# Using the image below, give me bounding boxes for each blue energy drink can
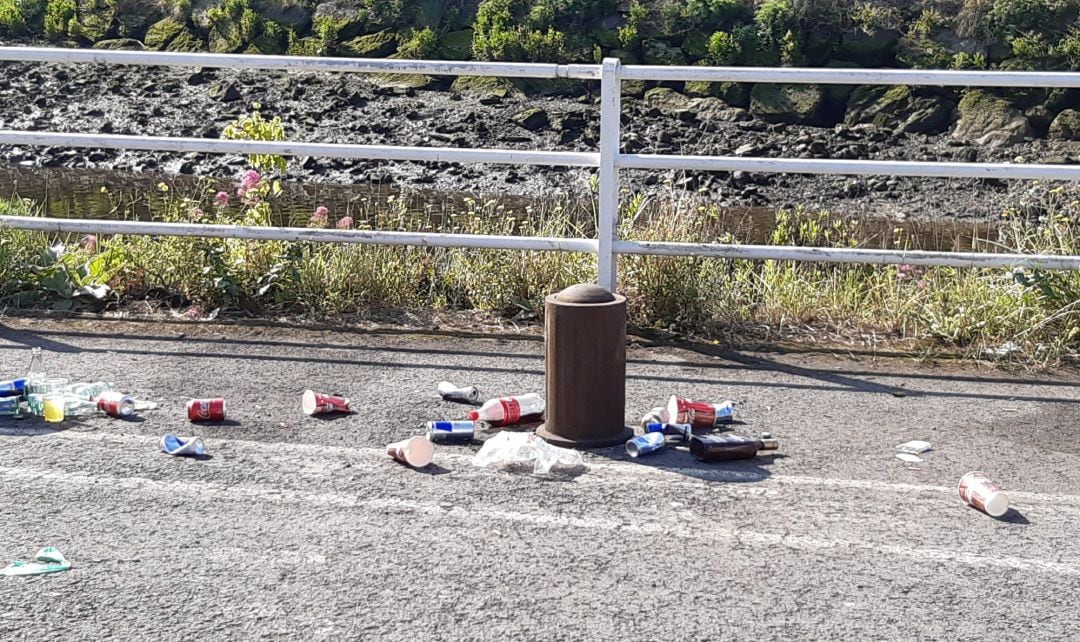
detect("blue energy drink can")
[0,378,27,398]
[426,420,476,443]
[625,432,666,458]
[645,422,692,442]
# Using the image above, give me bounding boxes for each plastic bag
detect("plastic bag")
[472,432,584,475]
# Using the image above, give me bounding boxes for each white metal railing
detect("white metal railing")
[1,46,1080,292]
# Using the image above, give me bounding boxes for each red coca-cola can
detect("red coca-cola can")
[96,391,135,418]
[187,398,227,422]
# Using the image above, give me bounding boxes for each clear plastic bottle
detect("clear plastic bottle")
[467,393,545,425]
[26,347,45,392]
[64,382,113,401]
[62,396,98,417]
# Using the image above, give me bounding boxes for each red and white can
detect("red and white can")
[664,395,735,429]
[302,390,351,416]
[958,471,1009,517]
[96,391,135,418]
[187,398,227,422]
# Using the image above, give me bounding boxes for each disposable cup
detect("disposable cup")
[386,436,433,468]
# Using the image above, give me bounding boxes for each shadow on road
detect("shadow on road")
[5,322,1080,405]
[590,442,781,484]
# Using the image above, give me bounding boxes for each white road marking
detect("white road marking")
[0,463,1075,577]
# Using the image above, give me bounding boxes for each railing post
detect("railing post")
[597,57,621,293]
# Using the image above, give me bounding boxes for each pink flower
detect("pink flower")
[81,235,97,251]
[241,170,261,190]
[237,187,247,199]
[190,208,205,220]
[214,191,230,206]
[336,216,354,229]
[310,206,329,228]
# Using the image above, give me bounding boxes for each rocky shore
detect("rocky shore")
[0,52,1077,221]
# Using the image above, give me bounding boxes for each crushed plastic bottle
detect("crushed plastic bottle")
[64,381,113,401]
[472,432,583,475]
[468,394,545,425]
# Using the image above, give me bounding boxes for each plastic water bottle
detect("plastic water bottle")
[467,393,545,425]
[26,347,45,393]
[64,382,113,401]
[62,396,98,416]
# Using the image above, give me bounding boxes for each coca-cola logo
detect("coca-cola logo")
[198,401,212,419]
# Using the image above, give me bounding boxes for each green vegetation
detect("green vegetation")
[2,0,1078,72]
[4,183,1080,363]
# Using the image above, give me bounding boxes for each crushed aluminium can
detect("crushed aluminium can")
[187,398,227,422]
[625,432,666,458]
[426,420,476,443]
[640,407,665,430]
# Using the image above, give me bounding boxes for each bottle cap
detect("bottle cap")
[467,410,480,421]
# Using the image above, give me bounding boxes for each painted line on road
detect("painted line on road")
[3,428,1079,507]
[7,428,1080,508]
[0,463,1076,577]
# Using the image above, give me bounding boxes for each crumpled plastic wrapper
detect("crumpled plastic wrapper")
[472,432,585,476]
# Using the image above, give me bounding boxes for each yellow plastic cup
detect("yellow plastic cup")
[43,395,65,423]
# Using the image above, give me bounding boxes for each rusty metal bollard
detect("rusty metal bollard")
[536,284,633,448]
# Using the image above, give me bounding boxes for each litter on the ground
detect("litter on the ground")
[1,547,71,577]
[639,407,665,429]
[895,453,923,463]
[626,432,666,458]
[468,393,545,426]
[387,436,434,468]
[472,432,583,475]
[664,396,734,428]
[959,471,1010,517]
[302,390,351,416]
[644,422,692,443]
[437,381,480,404]
[188,398,226,422]
[690,433,779,462]
[161,433,207,457]
[97,391,135,418]
[426,420,476,443]
[133,400,159,411]
[898,440,933,454]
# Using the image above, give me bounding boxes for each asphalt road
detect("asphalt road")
[2,317,1080,641]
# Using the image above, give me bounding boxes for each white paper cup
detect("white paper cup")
[959,471,1009,517]
[386,436,433,468]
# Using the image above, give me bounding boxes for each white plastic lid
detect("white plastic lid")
[405,437,434,467]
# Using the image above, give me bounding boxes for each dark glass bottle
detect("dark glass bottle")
[690,434,779,462]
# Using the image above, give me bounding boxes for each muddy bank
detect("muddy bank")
[0,57,1077,222]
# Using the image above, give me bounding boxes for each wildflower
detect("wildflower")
[213,191,230,206]
[81,235,97,251]
[336,216,354,229]
[897,264,925,282]
[310,206,329,228]
[241,170,261,190]
[237,187,247,200]
[190,208,205,220]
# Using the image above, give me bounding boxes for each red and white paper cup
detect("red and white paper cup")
[187,398,226,422]
[386,436,433,468]
[664,395,734,429]
[958,471,1009,517]
[302,390,351,416]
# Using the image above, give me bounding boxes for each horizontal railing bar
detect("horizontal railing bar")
[0,216,599,253]
[619,153,1080,180]
[620,65,1080,88]
[0,130,600,167]
[0,46,602,79]
[615,240,1080,270]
